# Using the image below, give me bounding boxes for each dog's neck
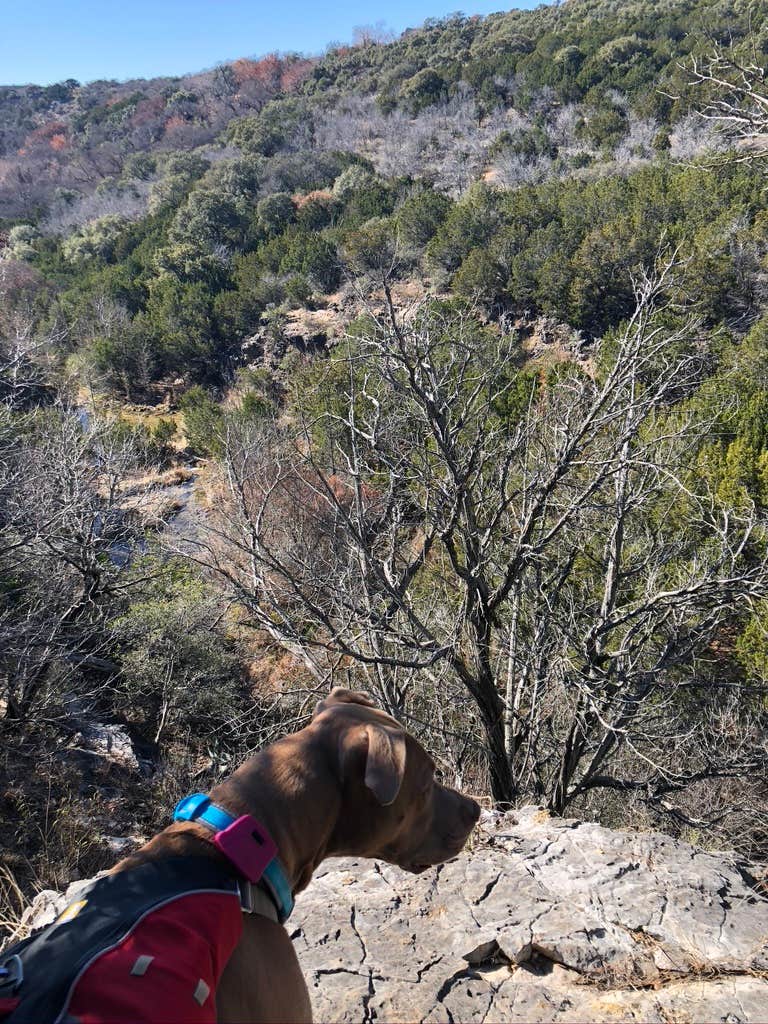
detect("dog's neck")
[114,726,341,896]
[209,729,342,893]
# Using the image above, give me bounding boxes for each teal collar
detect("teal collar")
[173,793,294,923]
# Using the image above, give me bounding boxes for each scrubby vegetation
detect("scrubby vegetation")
[3,0,768,934]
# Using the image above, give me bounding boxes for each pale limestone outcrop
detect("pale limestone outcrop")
[19,806,768,1022]
[291,807,768,1023]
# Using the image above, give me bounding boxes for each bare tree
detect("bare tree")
[686,46,768,158]
[188,260,768,815]
[0,407,151,727]
[352,22,395,47]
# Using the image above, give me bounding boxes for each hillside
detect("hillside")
[0,0,758,219]
[2,0,768,927]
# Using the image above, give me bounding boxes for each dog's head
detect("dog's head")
[313,688,481,873]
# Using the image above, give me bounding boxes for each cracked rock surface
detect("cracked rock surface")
[290,807,768,1023]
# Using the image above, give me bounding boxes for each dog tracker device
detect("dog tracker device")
[172,793,295,922]
[213,816,278,884]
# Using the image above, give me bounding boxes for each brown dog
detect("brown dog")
[111,687,481,1022]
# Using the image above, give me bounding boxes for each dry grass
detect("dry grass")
[120,465,194,493]
[116,408,179,432]
[576,941,768,994]
[0,861,35,949]
[77,390,187,451]
[120,492,184,524]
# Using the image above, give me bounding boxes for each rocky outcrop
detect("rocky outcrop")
[291,807,768,1023]
[517,314,592,365]
[17,806,768,1022]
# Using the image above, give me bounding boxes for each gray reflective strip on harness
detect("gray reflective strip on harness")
[238,881,279,922]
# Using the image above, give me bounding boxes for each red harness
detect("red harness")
[1,800,291,1024]
[0,859,248,1024]
[66,891,241,1024]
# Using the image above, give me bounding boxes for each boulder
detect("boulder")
[291,807,768,1023]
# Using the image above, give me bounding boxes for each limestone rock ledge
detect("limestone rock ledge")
[290,807,768,1023]
[16,806,768,1022]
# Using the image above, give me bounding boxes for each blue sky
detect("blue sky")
[1,0,545,87]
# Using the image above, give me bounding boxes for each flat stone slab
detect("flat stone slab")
[290,806,768,1023]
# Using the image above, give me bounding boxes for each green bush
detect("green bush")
[395,189,451,250]
[111,560,243,749]
[343,217,398,278]
[295,192,338,231]
[399,68,447,113]
[281,234,341,293]
[576,102,629,150]
[257,192,296,235]
[62,216,129,263]
[226,97,310,156]
[179,385,224,457]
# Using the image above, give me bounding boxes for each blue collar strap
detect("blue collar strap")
[173,793,294,923]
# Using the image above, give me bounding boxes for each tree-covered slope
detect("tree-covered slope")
[2,0,768,903]
[1,0,764,218]
[2,0,765,399]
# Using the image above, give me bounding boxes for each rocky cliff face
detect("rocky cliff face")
[291,807,768,1023]
[20,806,768,1022]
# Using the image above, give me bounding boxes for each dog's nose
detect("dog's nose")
[461,798,481,828]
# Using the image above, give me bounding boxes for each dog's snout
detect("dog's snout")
[437,786,481,835]
[462,798,481,828]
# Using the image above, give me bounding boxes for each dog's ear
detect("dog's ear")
[314,687,377,717]
[363,723,407,806]
[338,721,407,806]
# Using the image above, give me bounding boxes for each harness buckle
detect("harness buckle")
[237,880,279,923]
[238,879,256,914]
[0,954,23,994]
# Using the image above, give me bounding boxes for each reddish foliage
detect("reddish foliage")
[246,648,312,693]
[22,121,68,151]
[0,259,47,306]
[231,58,259,85]
[130,95,166,127]
[280,59,314,92]
[36,121,68,140]
[163,114,188,136]
[18,121,70,157]
[232,53,282,90]
[231,53,314,94]
[294,189,332,209]
[325,473,382,508]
